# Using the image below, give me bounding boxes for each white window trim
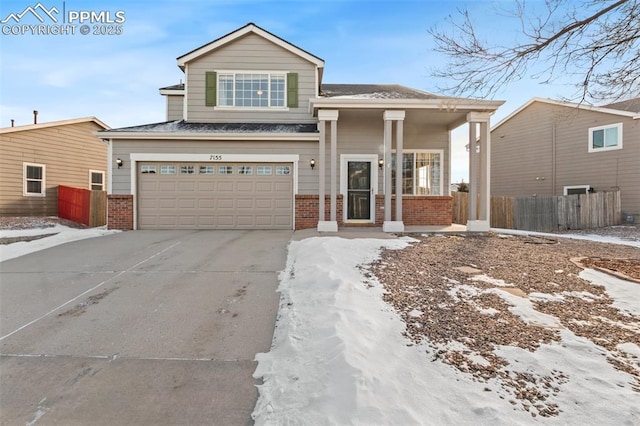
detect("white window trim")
[23,162,46,197]
[89,170,105,191]
[588,122,623,153]
[391,149,444,196]
[214,70,290,111]
[563,185,590,195]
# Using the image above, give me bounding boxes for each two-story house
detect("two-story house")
[99,23,503,232]
[491,98,640,223]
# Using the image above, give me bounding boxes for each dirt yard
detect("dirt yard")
[371,231,639,417]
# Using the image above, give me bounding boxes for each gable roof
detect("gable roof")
[492,97,640,132]
[0,116,109,134]
[602,97,640,113]
[176,23,325,70]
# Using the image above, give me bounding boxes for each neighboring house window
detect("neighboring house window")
[23,163,45,196]
[588,123,622,152]
[564,185,590,195]
[216,72,287,108]
[391,151,443,195]
[89,170,105,190]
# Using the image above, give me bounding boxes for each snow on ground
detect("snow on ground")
[493,228,640,248]
[252,235,640,425]
[2,222,638,424]
[0,225,119,262]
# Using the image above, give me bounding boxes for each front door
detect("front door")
[347,160,372,221]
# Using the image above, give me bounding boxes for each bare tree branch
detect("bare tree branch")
[429,0,640,103]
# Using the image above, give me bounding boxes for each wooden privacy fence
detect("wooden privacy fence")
[58,185,107,227]
[452,191,621,232]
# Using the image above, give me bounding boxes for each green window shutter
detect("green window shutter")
[287,72,298,108]
[205,71,217,106]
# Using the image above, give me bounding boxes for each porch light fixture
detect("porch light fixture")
[116,158,123,169]
[378,158,384,168]
[310,159,316,170]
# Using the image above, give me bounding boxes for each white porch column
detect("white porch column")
[479,120,491,222]
[330,118,338,222]
[383,117,392,222]
[317,109,339,232]
[383,110,406,233]
[468,121,478,221]
[318,119,326,223]
[466,112,492,232]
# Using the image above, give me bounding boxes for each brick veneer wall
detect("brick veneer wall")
[295,194,452,230]
[107,194,133,230]
[392,196,452,226]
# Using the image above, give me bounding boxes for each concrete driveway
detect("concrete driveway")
[0,230,292,425]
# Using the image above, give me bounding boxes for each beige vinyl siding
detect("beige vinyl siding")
[329,110,450,194]
[491,101,640,219]
[111,139,318,195]
[0,121,107,216]
[112,112,451,198]
[185,33,316,123]
[166,95,184,121]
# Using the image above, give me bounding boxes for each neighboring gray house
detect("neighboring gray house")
[490,97,640,222]
[99,23,503,231]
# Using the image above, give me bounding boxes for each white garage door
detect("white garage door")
[137,162,293,229]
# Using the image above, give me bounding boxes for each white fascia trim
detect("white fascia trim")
[177,24,325,68]
[159,89,184,96]
[310,98,504,111]
[96,132,319,141]
[492,97,639,132]
[130,153,299,163]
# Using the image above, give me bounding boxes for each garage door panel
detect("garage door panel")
[236,182,254,192]
[198,182,215,191]
[217,182,234,192]
[256,182,273,192]
[138,162,293,229]
[218,198,234,209]
[158,182,177,191]
[237,199,254,209]
[255,199,273,209]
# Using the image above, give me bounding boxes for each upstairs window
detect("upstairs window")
[23,163,45,196]
[206,71,297,108]
[589,123,622,153]
[218,72,285,108]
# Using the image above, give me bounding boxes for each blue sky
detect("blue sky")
[0,0,579,182]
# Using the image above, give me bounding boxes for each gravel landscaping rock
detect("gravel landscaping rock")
[370,232,640,417]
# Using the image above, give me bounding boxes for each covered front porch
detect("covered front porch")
[307,89,503,233]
